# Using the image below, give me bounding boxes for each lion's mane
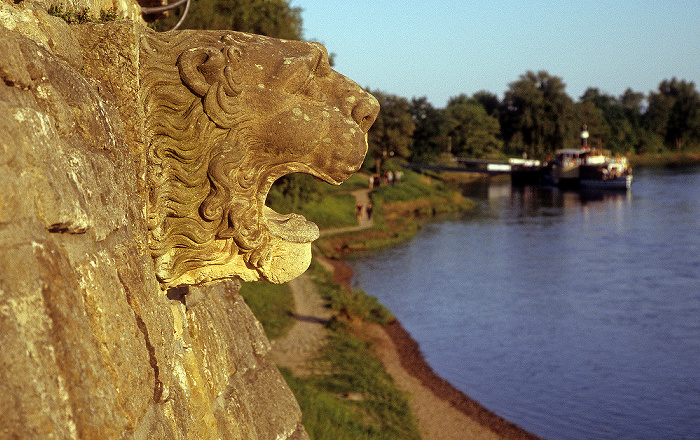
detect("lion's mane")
[142,31,272,285]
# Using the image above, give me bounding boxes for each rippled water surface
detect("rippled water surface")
[347,166,700,440]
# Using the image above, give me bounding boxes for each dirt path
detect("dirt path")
[271,187,373,374]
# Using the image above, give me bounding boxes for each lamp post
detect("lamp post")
[581,124,589,149]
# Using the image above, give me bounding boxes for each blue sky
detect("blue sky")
[294,0,700,108]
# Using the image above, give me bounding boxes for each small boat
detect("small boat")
[543,148,632,190]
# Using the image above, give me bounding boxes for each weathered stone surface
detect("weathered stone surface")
[76,21,146,181]
[1,4,322,438]
[0,25,168,438]
[156,281,307,439]
[0,0,145,25]
[0,1,84,71]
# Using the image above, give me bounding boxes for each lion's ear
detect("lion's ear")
[177,45,243,127]
[177,47,225,96]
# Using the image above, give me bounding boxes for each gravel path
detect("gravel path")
[269,269,332,376]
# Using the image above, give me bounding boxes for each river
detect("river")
[346,166,700,440]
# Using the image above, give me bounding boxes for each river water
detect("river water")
[346,166,700,440]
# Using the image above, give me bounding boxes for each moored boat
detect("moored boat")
[543,148,632,190]
[509,158,543,185]
[579,154,632,189]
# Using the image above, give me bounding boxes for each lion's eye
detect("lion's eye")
[300,77,323,100]
[283,65,310,94]
[314,56,331,77]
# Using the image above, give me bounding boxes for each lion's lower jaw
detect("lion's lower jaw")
[254,239,314,284]
[159,239,313,288]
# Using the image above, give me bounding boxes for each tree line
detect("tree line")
[369,72,700,167]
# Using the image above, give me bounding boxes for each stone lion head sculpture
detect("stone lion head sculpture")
[141,30,379,288]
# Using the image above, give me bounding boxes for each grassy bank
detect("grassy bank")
[629,151,700,167]
[238,281,295,340]
[267,174,367,230]
[316,170,477,258]
[283,261,418,440]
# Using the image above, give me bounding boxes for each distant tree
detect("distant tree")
[443,94,503,158]
[500,71,575,158]
[472,90,500,118]
[579,88,635,154]
[366,90,415,173]
[154,0,303,40]
[615,88,652,154]
[408,97,445,161]
[647,78,700,150]
[620,88,646,126]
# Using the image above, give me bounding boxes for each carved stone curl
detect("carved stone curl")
[141,30,379,287]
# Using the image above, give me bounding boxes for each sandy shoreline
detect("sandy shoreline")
[383,320,541,440]
[325,258,541,440]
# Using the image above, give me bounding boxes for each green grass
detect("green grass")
[266,173,359,229]
[280,318,420,440]
[370,169,453,203]
[315,170,476,258]
[298,193,359,229]
[238,280,295,340]
[334,173,372,191]
[309,259,393,326]
[241,259,418,440]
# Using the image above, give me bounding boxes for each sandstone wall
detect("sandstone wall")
[0,2,307,438]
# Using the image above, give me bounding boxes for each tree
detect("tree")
[442,95,503,158]
[500,71,575,159]
[647,78,700,150]
[472,90,500,118]
[620,88,645,128]
[154,0,303,40]
[574,100,606,148]
[408,97,444,161]
[366,90,415,173]
[579,88,635,154]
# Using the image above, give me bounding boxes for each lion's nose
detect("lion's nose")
[351,95,380,133]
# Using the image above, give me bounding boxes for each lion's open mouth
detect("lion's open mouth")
[260,165,333,244]
[259,154,362,244]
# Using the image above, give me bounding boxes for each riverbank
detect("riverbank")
[251,170,540,438]
[629,150,700,167]
[311,175,540,439]
[327,258,542,440]
[315,172,477,258]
